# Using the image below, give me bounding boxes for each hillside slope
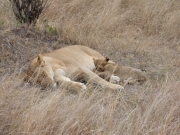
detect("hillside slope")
[0,0,180,134]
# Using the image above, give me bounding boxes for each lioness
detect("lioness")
[93,58,147,86]
[24,45,124,93]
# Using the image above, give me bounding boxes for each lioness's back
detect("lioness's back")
[44,45,104,69]
[51,45,103,58]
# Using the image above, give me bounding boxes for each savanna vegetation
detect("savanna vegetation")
[0,0,180,134]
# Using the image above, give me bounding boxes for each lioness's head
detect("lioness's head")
[24,54,55,88]
[94,58,147,85]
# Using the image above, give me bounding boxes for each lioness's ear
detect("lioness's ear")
[37,54,45,66]
[105,57,110,62]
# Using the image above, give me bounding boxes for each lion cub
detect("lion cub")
[93,58,147,85]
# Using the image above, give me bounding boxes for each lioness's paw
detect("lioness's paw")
[116,85,124,91]
[110,75,120,84]
[75,82,87,91]
[53,82,57,88]
[111,84,124,91]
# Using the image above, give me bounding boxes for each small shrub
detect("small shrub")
[9,0,49,25]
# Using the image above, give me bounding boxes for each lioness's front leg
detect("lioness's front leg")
[54,69,87,93]
[72,68,124,91]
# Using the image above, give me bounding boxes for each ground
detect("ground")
[1,0,180,134]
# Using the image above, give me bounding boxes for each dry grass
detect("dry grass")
[0,0,180,134]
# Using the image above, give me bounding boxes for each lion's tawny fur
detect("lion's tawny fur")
[25,45,124,92]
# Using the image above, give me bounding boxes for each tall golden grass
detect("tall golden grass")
[0,0,180,134]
